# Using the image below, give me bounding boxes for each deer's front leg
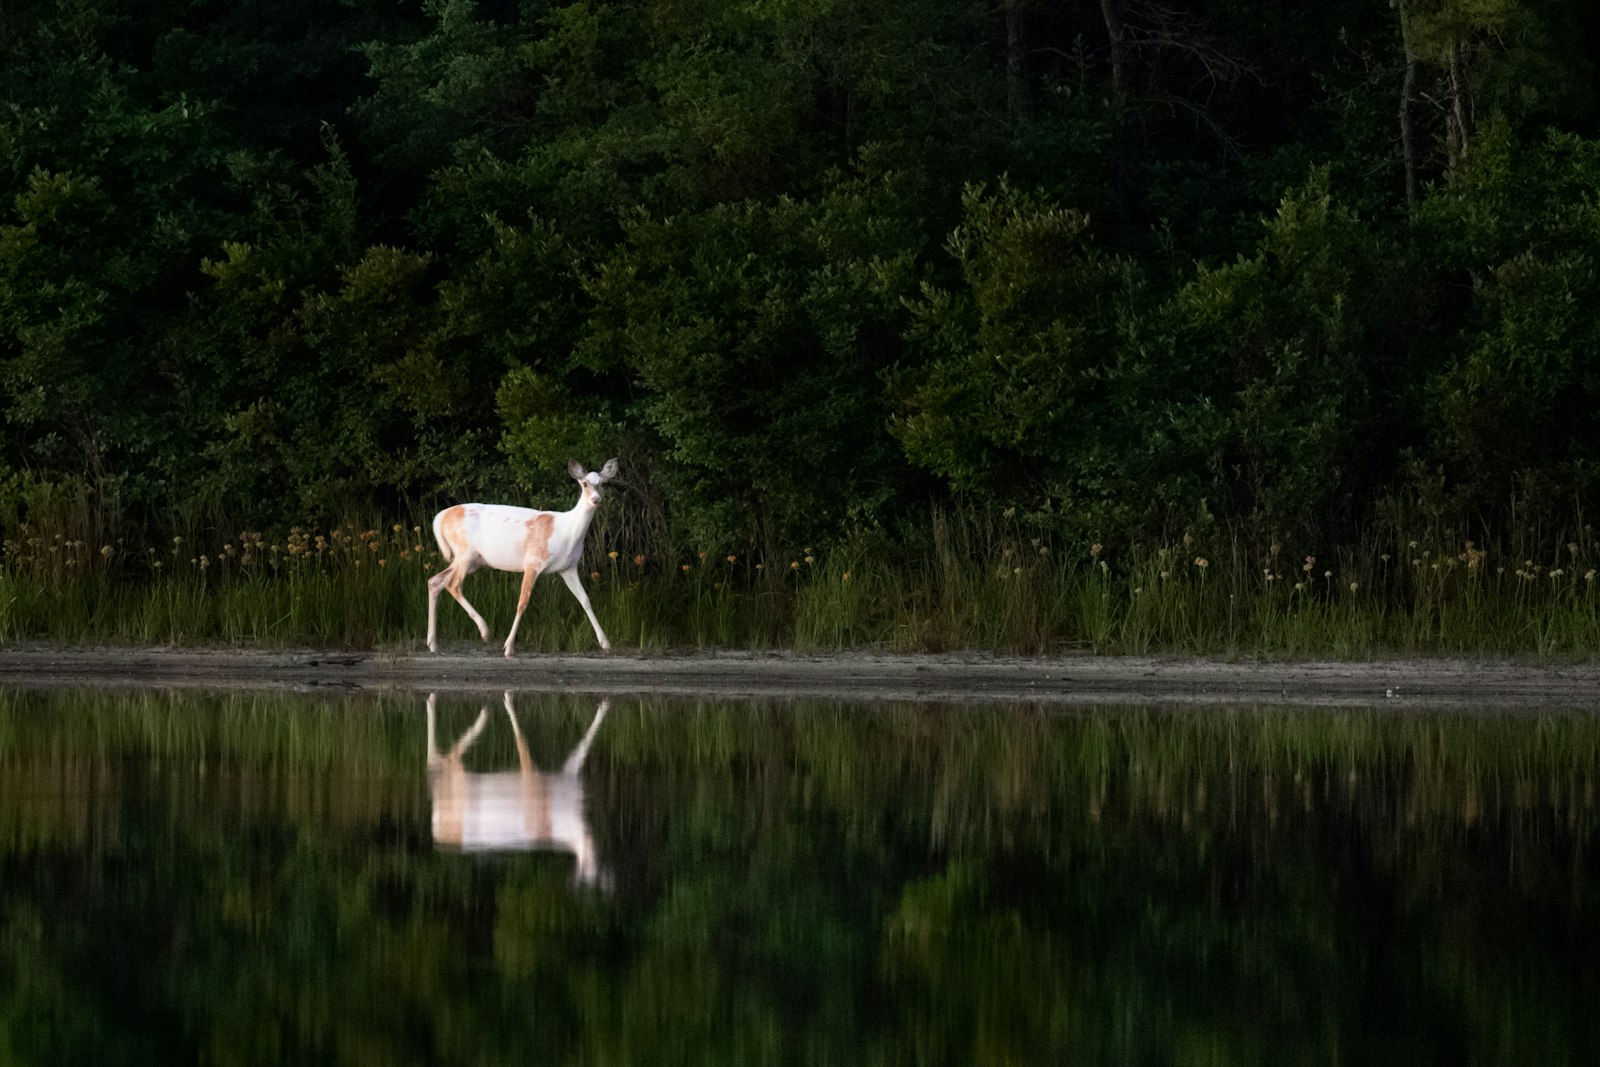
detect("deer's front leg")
[560,568,610,652]
[503,563,543,658]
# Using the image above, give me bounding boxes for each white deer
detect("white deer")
[426,458,617,657]
[425,691,611,888]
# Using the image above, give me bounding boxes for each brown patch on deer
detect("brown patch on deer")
[437,505,469,560]
[512,513,558,618]
[523,513,555,567]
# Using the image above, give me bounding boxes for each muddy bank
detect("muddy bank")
[0,643,1597,709]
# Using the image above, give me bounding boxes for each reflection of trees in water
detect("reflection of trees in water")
[0,690,1598,1062]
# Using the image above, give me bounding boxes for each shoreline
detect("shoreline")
[1,642,1597,709]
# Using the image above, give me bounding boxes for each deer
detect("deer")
[426,458,617,658]
[425,691,611,888]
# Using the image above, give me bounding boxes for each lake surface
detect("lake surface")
[2,686,1598,1065]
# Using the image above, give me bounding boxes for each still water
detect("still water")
[2,686,1598,1064]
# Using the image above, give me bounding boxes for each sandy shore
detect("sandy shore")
[1,642,1597,709]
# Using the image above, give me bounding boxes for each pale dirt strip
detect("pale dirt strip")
[0,643,1598,709]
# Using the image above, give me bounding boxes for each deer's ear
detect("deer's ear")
[567,459,587,480]
[599,458,619,481]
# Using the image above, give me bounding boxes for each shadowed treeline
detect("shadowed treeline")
[4,0,1600,598]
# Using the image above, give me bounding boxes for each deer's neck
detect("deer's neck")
[563,496,599,532]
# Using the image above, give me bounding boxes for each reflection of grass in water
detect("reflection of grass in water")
[2,692,1597,846]
[0,689,617,771]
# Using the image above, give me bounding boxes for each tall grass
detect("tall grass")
[2,500,1598,658]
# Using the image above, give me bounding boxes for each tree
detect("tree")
[574,158,924,548]
[1414,126,1600,516]
[889,180,1171,535]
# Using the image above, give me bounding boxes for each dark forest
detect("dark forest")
[3,0,1599,555]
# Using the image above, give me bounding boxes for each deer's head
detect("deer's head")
[569,458,618,508]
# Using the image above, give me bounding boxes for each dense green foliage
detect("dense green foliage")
[2,0,1599,554]
[3,688,1599,1062]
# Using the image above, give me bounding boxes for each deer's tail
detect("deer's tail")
[431,509,455,563]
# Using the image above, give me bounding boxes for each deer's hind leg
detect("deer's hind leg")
[428,555,491,651]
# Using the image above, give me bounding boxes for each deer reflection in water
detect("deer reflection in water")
[425,692,610,888]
